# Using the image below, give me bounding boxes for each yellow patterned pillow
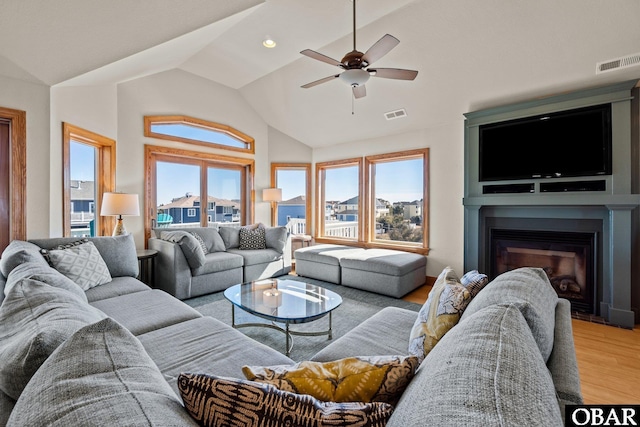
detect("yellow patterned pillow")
[408,267,472,362]
[242,355,419,406]
[178,373,393,427]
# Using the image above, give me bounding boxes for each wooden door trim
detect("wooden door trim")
[0,107,26,244]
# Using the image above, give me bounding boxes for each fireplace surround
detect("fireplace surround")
[463,80,640,329]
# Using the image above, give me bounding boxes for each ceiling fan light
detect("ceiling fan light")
[339,69,370,86]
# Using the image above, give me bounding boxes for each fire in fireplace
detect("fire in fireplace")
[490,229,596,313]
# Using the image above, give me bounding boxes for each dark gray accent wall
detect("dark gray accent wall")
[463,80,640,328]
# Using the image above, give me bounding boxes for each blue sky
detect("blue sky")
[72,132,423,206]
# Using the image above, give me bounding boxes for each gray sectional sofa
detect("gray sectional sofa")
[0,234,582,426]
[148,225,291,299]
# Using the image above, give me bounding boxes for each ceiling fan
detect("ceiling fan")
[300,0,418,99]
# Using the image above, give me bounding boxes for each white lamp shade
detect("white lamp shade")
[263,188,282,202]
[100,192,140,216]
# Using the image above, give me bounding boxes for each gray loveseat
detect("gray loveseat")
[0,234,582,426]
[148,225,291,299]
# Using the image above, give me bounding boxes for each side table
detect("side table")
[136,249,158,287]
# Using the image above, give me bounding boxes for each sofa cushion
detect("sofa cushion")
[46,241,112,290]
[90,289,201,335]
[0,278,107,400]
[294,244,366,266]
[7,318,197,427]
[160,230,206,269]
[30,234,139,278]
[388,303,563,427]
[239,226,267,250]
[460,267,558,362]
[227,248,282,266]
[84,276,150,303]
[243,355,419,406]
[0,240,48,278]
[408,267,472,362]
[4,261,87,301]
[265,226,288,253]
[190,251,244,276]
[178,373,393,427]
[137,316,293,395]
[311,307,417,362]
[218,225,241,249]
[340,249,426,276]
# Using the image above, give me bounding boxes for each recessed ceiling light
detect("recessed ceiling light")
[262,36,276,48]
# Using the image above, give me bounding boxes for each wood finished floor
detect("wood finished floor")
[403,283,640,404]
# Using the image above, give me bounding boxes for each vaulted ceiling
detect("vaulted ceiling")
[2,0,639,147]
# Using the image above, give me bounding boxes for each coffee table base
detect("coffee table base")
[231,305,333,357]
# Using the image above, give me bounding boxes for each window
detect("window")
[63,123,115,237]
[270,163,311,234]
[365,149,429,251]
[144,115,254,154]
[315,149,429,254]
[316,158,362,241]
[144,145,253,241]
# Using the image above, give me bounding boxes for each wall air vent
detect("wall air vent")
[384,108,407,120]
[596,52,640,74]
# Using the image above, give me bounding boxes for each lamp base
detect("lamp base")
[112,218,127,236]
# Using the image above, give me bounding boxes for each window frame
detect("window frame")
[62,122,115,237]
[364,148,429,254]
[144,115,255,154]
[315,150,429,254]
[270,163,312,234]
[315,157,363,243]
[144,144,254,242]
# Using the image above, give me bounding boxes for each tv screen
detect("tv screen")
[478,104,612,182]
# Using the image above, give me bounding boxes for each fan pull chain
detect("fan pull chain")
[352,92,355,115]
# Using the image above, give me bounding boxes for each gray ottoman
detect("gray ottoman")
[294,244,365,284]
[340,249,427,298]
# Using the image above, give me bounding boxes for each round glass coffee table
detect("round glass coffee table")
[223,278,342,356]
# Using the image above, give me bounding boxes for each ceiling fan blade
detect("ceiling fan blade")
[300,49,343,68]
[369,68,418,80]
[361,34,400,65]
[352,84,366,99]
[301,74,340,89]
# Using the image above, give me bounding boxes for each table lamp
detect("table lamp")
[263,188,282,226]
[100,192,140,236]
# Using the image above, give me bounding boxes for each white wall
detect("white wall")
[312,123,465,277]
[117,69,272,248]
[0,75,51,239]
[49,84,118,236]
[267,126,312,164]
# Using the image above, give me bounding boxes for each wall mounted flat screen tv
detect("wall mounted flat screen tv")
[478,104,612,182]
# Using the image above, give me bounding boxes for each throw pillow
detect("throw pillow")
[178,373,393,427]
[159,230,206,269]
[243,355,419,406]
[460,269,489,297]
[264,226,288,253]
[408,267,472,363]
[190,232,209,255]
[239,226,267,250]
[46,241,112,290]
[7,318,195,427]
[0,278,107,400]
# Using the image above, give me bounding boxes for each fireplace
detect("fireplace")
[490,229,596,313]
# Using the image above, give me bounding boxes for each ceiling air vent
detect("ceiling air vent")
[384,108,407,120]
[596,52,640,74]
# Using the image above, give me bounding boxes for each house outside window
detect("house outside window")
[187,208,196,217]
